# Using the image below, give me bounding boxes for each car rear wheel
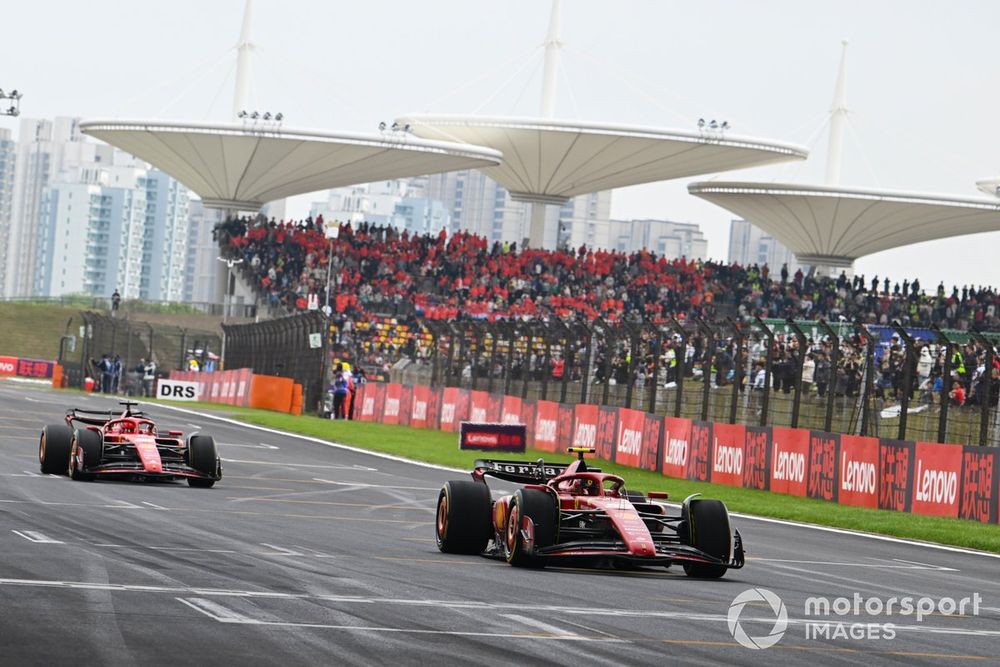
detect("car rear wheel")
[505,489,558,568]
[39,424,73,475]
[435,480,492,554]
[186,435,220,488]
[68,429,102,481]
[683,499,732,579]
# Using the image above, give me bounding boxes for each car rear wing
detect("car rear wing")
[474,458,602,485]
[66,407,149,426]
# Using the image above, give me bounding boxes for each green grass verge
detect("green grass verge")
[139,398,1000,554]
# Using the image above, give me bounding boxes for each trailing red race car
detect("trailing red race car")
[38,401,222,487]
[436,447,744,578]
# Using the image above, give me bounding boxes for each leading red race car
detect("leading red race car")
[436,447,744,578]
[38,401,222,487]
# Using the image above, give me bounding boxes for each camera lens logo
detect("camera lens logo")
[727,588,788,649]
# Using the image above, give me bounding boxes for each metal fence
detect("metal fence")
[223,311,327,410]
[65,311,222,392]
[362,317,1000,447]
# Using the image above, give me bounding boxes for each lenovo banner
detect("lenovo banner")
[358,384,376,421]
[711,423,745,487]
[743,426,770,491]
[534,400,560,453]
[662,417,692,479]
[571,404,599,449]
[596,406,618,462]
[459,422,527,453]
[382,383,403,425]
[808,431,838,503]
[500,395,523,425]
[439,387,466,432]
[959,447,998,524]
[878,440,914,512]
[410,385,430,429]
[687,421,713,483]
[770,427,809,497]
[0,355,16,376]
[469,390,490,423]
[614,408,645,468]
[911,441,963,518]
[838,435,879,509]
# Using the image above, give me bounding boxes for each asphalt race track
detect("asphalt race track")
[1,380,999,666]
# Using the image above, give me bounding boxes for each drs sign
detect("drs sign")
[156,379,200,401]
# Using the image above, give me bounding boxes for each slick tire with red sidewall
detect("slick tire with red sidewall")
[504,488,557,568]
[435,480,492,554]
[39,424,73,475]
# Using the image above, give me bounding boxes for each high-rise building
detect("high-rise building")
[143,169,191,301]
[5,117,112,297]
[424,169,612,249]
[607,218,709,259]
[0,129,15,293]
[727,219,802,273]
[185,200,225,303]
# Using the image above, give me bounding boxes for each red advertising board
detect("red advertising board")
[614,408,645,468]
[469,390,490,423]
[486,393,503,423]
[439,387,462,432]
[410,385,430,429]
[770,427,809,497]
[397,385,413,427]
[807,432,838,503]
[534,400,560,453]
[686,421,712,482]
[520,400,536,449]
[959,447,997,524]
[572,404,598,449]
[558,404,574,452]
[0,355,16,376]
[911,441,963,518]
[459,422,527,453]
[662,417,692,479]
[838,435,879,508]
[370,383,386,424]
[641,413,662,472]
[596,406,617,461]
[358,384,375,421]
[743,427,770,491]
[424,387,441,430]
[879,440,913,512]
[500,396,523,424]
[710,423,745,487]
[382,383,402,425]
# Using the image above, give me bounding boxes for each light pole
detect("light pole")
[217,256,244,369]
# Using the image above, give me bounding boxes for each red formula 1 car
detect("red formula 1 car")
[38,401,222,487]
[435,447,744,578]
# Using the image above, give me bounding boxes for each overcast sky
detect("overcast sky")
[3,0,999,289]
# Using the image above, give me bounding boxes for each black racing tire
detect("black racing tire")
[69,429,103,481]
[683,499,732,579]
[435,480,492,554]
[186,435,220,488]
[39,424,73,475]
[504,488,558,568]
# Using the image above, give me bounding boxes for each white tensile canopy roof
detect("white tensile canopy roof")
[394,115,808,204]
[79,119,503,210]
[688,181,1000,267]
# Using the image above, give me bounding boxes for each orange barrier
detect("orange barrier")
[290,383,303,416]
[52,364,64,389]
[248,374,297,413]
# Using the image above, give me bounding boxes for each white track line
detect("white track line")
[118,400,1000,562]
[11,530,63,544]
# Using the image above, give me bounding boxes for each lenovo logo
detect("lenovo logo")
[915,460,958,505]
[441,403,455,424]
[617,427,642,456]
[412,401,427,421]
[773,450,805,482]
[573,423,596,447]
[841,452,876,494]
[713,442,743,475]
[666,438,688,467]
[471,407,487,422]
[537,419,557,442]
[362,397,375,416]
[0,361,13,374]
